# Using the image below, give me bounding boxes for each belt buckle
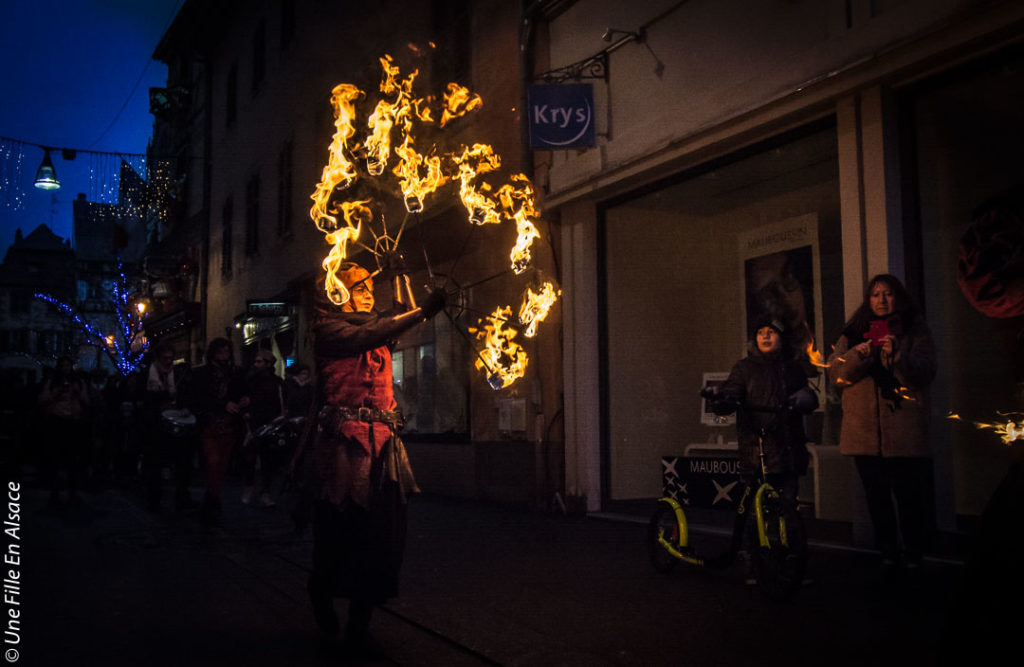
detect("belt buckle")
[358,406,373,422]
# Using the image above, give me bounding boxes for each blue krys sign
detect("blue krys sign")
[528,84,596,149]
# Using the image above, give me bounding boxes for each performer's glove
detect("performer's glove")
[383,251,408,276]
[710,395,739,416]
[701,388,738,416]
[786,387,818,413]
[421,288,447,319]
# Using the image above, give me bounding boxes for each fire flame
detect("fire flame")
[322,201,373,305]
[440,83,482,127]
[948,411,1024,445]
[454,144,502,225]
[469,306,527,389]
[519,282,560,338]
[365,55,418,176]
[498,175,541,274]
[805,340,829,368]
[310,83,364,231]
[412,96,435,123]
[393,138,447,213]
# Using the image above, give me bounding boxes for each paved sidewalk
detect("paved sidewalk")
[14,477,967,666]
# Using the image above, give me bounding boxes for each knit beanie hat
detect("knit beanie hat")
[753,315,786,336]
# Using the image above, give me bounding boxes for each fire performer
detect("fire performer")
[306,258,444,656]
[827,274,936,574]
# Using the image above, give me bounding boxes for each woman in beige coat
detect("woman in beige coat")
[827,274,937,570]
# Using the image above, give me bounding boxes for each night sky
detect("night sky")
[0,0,182,255]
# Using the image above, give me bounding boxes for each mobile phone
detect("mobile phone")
[867,319,889,347]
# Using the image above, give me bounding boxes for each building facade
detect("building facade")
[150,0,565,505]
[537,0,1024,540]
[147,0,1024,535]
[0,224,77,378]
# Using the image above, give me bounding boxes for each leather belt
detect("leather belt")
[318,404,404,428]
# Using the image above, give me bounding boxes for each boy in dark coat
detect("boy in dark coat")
[714,317,818,505]
[710,317,817,582]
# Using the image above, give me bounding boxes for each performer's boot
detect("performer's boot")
[343,599,382,658]
[307,578,339,635]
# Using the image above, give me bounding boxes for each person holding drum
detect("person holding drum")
[241,348,285,507]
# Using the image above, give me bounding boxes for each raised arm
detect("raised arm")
[313,289,446,357]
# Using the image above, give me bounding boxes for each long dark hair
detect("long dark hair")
[842,274,922,341]
[205,337,234,365]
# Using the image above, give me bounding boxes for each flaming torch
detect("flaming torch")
[518,282,561,338]
[393,138,446,214]
[322,200,373,305]
[310,83,364,231]
[454,144,502,225]
[440,82,482,127]
[365,55,417,176]
[470,306,528,390]
[498,175,541,274]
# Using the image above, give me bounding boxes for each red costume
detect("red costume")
[312,309,416,508]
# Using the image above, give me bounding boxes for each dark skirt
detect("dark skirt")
[309,477,408,604]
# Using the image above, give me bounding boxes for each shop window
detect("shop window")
[280,0,295,51]
[277,140,293,238]
[275,327,296,363]
[601,120,841,501]
[245,173,261,256]
[903,45,1024,518]
[10,329,28,353]
[391,317,468,436]
[9,290,30,314]
[221,196,234,278]
[252,20,266,93]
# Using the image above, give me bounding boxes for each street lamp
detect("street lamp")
[33,148,60,190]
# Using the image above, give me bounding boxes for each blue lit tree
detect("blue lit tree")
[34,260,149,376]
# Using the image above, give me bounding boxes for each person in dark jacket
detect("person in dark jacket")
[305,260,444,657]
[714,316,818,507]
[188,338,249,524]
[241,347,285,507]
[711,316,817,584]
[142,341,195,511]
[37,356,91,506]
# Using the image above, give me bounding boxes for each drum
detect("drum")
[160,408,197,437]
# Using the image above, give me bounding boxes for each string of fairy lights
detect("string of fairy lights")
[0,135,173,223]
[0,138,27,211]
[33,260,150,376]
